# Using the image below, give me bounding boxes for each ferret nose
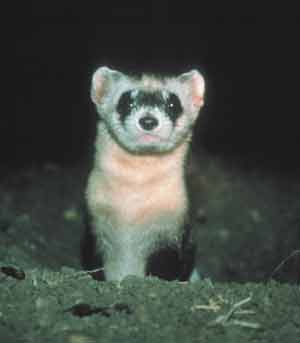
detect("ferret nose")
[138,115,159,131]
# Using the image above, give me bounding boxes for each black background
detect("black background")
[8,6,300,170]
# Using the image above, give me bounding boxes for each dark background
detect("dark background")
[8,7,300,171]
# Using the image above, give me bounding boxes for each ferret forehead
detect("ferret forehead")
[140,75,166,90]
[119,74,174,96]
[132,75,176,100]
[138,75,189,102]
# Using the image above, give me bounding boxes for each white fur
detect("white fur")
[86,67,205,281]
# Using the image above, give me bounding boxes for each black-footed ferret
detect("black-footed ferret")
[85,67,205,281]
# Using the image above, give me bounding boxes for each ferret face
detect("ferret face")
[91,67,205,154]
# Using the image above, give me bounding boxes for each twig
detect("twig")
[270,250,300,279]
[209,294,261,329]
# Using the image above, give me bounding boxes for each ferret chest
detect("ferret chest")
[91,143,188,227]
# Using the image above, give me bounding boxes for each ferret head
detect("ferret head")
[91,66,205,154]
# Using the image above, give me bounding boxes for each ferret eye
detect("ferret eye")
[117,91,135,118]
[166,93,183,120]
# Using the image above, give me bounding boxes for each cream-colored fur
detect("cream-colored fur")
[86,124,189,280]
[86,67,205,281]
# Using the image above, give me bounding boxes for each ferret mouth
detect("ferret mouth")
[137,133,167,144]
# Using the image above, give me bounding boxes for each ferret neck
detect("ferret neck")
[95,123,189,183]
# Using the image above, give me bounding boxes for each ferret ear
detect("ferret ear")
[91,66,124,104]
[179,70,205,108]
